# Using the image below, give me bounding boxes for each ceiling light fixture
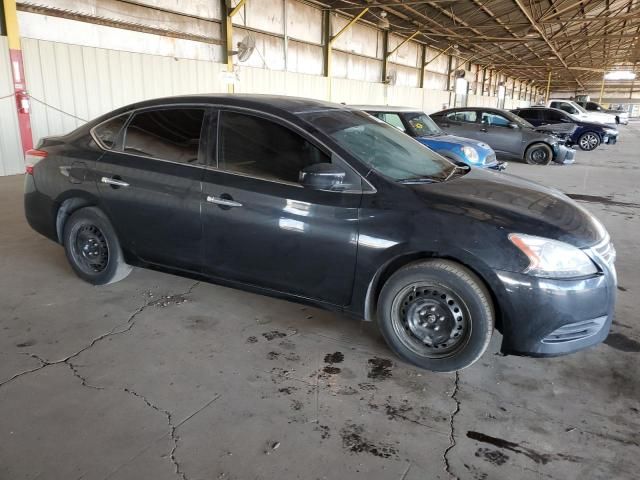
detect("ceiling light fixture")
[604,70,636,80]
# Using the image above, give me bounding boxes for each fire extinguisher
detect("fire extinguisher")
[15,90,30,114]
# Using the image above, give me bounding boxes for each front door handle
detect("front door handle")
[206,195,242,208]
[101,176,129,188]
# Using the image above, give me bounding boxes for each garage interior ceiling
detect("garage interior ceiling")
[323,0,639,88]
[13,0,640,91]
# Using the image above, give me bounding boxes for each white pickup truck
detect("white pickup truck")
[546,99,617,125]
[576,100,629,125]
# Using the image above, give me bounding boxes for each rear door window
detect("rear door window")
[515,109,540,121]
[445,111,477,123]
[545,110,566,122]
[123,108,206,165]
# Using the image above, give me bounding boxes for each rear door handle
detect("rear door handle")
[101,176,129,188]
[206,195,242,208]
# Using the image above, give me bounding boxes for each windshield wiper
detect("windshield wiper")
[443,164,471,182]
[397,177,441,184]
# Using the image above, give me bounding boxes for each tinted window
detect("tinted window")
[553,102,578,115]
[445,111,477,122]
[123,108,205,164]
[94,114,129,149]
[481,112,510,126]
[515,109,539,120]
[374,113,406,132]
[545,110,566,122]
[219,111,328,184]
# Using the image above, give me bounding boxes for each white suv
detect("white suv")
[546,99,616,125]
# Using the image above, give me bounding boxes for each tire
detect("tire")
[524,143,553,165]
[578,132,601,151]
[377,260,494,372]
[62,206,132,285]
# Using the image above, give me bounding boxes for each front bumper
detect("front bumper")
[603,134,618,145]
[487,161,507,171]
[494,246,616,356]
[552,144,576,165]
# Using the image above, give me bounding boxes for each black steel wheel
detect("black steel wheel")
[578,132,601,151]
[524,143,553,165]
[63,207,131,285]
[377,260,494,372]
[391,283,470,358]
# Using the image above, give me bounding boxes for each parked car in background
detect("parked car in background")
[511,107,619,151]
[24,95,616,372]
[430,107,576,165]
[576,101,629,125]
[353,105,505,170]
[546,99,617,125]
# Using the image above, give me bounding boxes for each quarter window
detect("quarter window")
[93,114,129,149]
[218,111,329,184]
[123,108,205,164]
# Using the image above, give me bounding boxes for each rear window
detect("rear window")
[93,114,129,150]
[123,108,205,164]
[445,111,477,122]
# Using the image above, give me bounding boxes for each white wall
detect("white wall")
[0,37,24,176]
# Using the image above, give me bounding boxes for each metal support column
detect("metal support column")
[223,0,246,93]
[545,70,552,103]
[598,73,606,104]
[2,0,33,153]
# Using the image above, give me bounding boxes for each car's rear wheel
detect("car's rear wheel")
[524,143,553,165]
[578,132,601,151]
[377,260,494,372]
[63,207,131,285]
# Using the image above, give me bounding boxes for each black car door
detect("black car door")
[200,109,361,306]
[94,106,210,272]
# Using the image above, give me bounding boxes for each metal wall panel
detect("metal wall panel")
[286,0,322,44]
[0,36,24,176]
[21,38,225,143]
[388,34,420,68]
[331,14,383,60]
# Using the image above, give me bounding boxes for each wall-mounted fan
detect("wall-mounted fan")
[233,35,256,62]
[385,70,397,86]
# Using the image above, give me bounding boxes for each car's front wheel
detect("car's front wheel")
[63,207,132,285]
[377,260,494,372]
[524,143,553,165]
[578,132,601,151]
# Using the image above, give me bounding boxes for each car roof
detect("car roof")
[84,94,355,129]
[350,105,423,113]
[435,107,507,114]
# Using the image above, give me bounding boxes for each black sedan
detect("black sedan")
[24,95,616,372]
[430,107,576,165]
[511,106,619,151]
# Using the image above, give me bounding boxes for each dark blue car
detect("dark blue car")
[511,107,619,151]
[356,106,505,170]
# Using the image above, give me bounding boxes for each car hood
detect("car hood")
[408,168,607,248]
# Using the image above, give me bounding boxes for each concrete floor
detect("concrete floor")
[1,125,639,480]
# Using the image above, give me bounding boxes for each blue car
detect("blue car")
[511,107,619,152]
[355,106,505,170]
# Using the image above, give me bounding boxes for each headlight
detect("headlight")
[461,146,479,163]
[509,233,598,278]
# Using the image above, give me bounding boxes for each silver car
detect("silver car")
[430,107,576,166]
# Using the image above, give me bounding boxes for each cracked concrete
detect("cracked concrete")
[1,123,640,479]
[443,370,461,480]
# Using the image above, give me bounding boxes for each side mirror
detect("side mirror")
[299,163,346,191]
[508,122,519,129]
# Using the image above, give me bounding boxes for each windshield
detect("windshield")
[301,109,456,182]
[404,112,443,136]
[502,110,534,128]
